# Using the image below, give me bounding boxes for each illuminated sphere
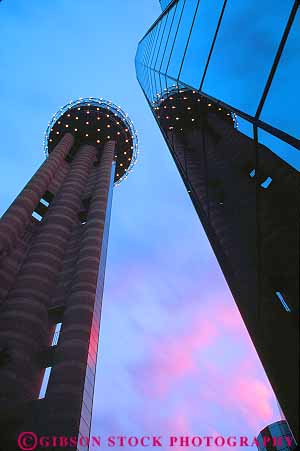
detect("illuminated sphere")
[44,97,138,185]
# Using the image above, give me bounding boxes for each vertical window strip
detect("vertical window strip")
[51,322,62,346]
[38,367,52,399]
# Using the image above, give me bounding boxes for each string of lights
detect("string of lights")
[44,97,139,186]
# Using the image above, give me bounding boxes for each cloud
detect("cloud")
[131,311,218,399]
[127,296,279,436]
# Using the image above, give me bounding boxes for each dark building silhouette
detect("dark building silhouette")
[136,0,300,441]
[0,98,138,451]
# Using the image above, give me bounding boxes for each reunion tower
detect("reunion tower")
[0,98,138,450]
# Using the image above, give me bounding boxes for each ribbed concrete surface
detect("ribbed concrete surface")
[45,141,115,443]
[0,133,74,256]
[0,141,95,403]
[0,136,117,450]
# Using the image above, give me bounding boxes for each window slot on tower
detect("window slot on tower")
[38,321,61,395]
[38,366,52,399]
[78,196,91,224]
[32,190,54,221]
[51,322,62,346]
[261,176,272,189]
[39,342,56,368]
[32,211,43,222]
[78,211,88,224]
[34,202,48,218]
[40,198,49,207]
[275,291,291,313]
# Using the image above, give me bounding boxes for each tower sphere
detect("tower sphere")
[44,97,138,185]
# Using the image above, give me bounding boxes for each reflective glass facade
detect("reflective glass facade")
[136,0,300,442]
[159,0,173,10]
[257,421,297,451]
[136,0,299,168]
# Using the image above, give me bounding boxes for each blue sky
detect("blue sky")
[0,1,281,449]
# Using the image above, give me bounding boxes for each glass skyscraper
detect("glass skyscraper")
[257,421,297,451]
[159,0,173,10]
[136,0,299,441]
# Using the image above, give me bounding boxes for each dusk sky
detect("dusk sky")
[0,1,281,450]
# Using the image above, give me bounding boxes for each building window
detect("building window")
[275,291,291,313]
[40,198,50,207]
[261,176,272,189]
[51,322,62,346]
[32,211,43,222]
[38,322,62,399]
[32,191,54,222]
[38,367,52,399]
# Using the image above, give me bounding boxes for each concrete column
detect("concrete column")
[0,144,96,403]
[45,141,116,438]
[0,133,74,256]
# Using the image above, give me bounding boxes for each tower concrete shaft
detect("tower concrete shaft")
[0,135,116,451]
[0,133,74,256]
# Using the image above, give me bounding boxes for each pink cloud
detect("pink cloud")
[133,318,218,398]
[128,296,279,436]
[98,257,280,440]
[164,411,191,435]
[189,355,278,434]
[232,377,274,424]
